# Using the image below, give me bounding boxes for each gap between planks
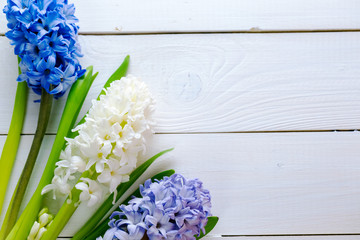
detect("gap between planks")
[0,129,358,136]
[223,233,360,237]
[2,29,360,37]
[57,234,360,240]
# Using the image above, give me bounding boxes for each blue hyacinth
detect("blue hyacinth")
[99,174,212,240]
[4,0,85,97]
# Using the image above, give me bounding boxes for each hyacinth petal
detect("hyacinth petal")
[75,182,88,193]
[35,59,48,72]
[15,10,33,26]
[97,171,111,183]
[10,0,22,8]
[49,84,63,95]
[17,73,28,82]
[113,230,129,240]
[46,11,63,29]
[102,228,117,240]
[87,195,99,207]
[37,0,52,11]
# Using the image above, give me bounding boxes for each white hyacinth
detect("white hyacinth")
[42,75,155,206]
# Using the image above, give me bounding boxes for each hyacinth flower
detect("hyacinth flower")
[36,75,156,240]
[0,0,85,235]
[4,57,130,240]
[1,0,84,231]
[95,174,218,240]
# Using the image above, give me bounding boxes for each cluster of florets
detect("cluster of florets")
[4,0,85,97]
[27,208,53,240]
[42,76,155,206]
[99,174,212,240]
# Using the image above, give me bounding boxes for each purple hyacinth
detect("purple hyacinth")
[3,0,85,98]
[99,174,212,240]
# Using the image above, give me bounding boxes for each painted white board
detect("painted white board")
[0,33,359,134]
[1,0,360,34]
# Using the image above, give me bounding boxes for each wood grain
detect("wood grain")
[0,33,360,134]
[1,0,360,34]
[1,132,360,236]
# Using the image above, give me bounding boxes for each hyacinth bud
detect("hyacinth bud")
[39,213,53,228]
[35,227,47,240]
[27,221,40,240]
[27,208,54,240]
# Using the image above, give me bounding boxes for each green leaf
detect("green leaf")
[98,55,130,99]
[196,216,219,240]
[71,148,174,240]
[82,169,176,240]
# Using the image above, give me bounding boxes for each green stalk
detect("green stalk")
[4,68,97,240]
[81,169,176,240]
[0,88,52,238]
[0,57,28,215]
[0,87,27,213]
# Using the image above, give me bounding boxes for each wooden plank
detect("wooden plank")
[1,33,360,134]
[1,132,360,236]
[1,0,360,34]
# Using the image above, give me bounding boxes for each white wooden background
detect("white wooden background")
[1,0,360,239]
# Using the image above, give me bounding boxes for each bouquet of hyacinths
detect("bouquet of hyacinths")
[0,1,220,240]
[0,0,85,236]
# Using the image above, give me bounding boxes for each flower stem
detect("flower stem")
[0,57,28,216]
[0,88,52,239]
[0,82,27,215]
